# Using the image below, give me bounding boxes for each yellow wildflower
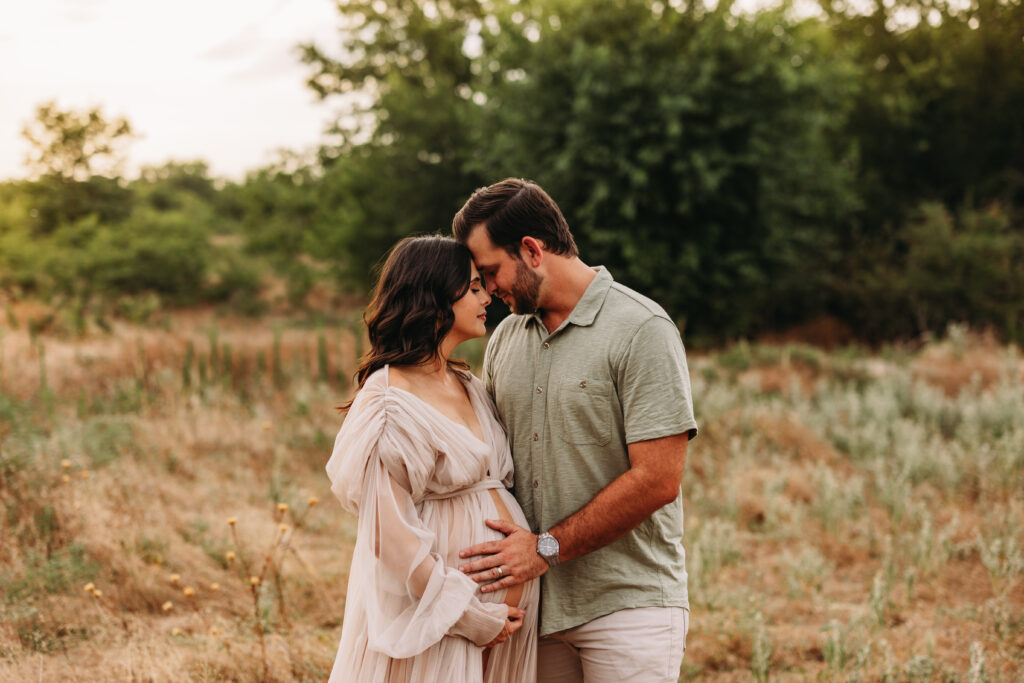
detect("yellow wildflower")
[249,576,260,586]
[162,601,174,612]
[80,471,90,479]
[61,474,70,483]
[84,583,95,593]
[227,517,237,527]
[183,586,196,598]
[169,574,180,586]
[279,524,289,533]
[61,459,71,469]
[93,589,103,598]
[308,496,319,507]
[210,627,220,636]
[277,503,289,513]
[209,582,220,592]
[172,627,182,636]
[225,551,236,563]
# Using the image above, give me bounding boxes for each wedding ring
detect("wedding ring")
[496,566,503,578]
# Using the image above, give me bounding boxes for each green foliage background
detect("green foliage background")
[1,0,1022,344]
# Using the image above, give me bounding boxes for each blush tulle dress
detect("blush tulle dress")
[326,366,538,683]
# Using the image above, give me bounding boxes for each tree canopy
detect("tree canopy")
[1,0,1022,343]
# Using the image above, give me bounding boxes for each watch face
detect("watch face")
[538,536,558,557]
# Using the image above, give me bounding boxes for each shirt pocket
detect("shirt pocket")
[555,378,614,446]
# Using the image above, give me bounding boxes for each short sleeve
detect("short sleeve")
[616,316,698,444]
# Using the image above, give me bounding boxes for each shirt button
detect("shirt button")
[532,433,539,441]
[542,342,550,349]
[532,480,539,488]
[536,386,543,394]
[580,380,587,388]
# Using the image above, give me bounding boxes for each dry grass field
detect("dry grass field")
[1,308,1022,682]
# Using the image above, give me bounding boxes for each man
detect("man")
[452,178,698,682]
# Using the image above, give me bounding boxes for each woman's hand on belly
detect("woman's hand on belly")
[482,605,527,648]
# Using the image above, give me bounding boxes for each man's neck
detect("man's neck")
[538,258,598,334]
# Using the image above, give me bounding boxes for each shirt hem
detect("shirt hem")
[539,596,691,638]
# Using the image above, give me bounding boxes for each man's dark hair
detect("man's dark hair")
[452,178,578,257]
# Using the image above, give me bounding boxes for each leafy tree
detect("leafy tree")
[17,103,136,235]
[21,101,135,181]
[26,175,134,236]
[300,0,488,287]
[303,0,863,339]
[471,2,862,338]
[135,161,219,211]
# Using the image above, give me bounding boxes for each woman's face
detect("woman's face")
[449,262,491,343]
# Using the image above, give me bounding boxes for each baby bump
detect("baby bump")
[425,488,538,611]
[478,488,536,611]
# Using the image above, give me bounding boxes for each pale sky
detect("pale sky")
[0,0,342,181]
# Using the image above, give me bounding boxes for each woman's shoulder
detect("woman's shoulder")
[351,366,432,431]
[384,364,420,394]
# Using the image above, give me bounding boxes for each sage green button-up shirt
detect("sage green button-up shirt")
[482,267,698,636]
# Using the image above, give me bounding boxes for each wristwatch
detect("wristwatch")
[537,532,560,567]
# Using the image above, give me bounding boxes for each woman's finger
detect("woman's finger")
[480,575,518,593]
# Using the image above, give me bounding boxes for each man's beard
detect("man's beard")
[507,257,542,315]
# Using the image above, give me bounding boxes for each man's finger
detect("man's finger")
[484,518,520,534]
[459,555,503,574]
[459,540,504,559]
[469,566,504,583]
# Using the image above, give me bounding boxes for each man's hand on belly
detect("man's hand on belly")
[458,519,548,593]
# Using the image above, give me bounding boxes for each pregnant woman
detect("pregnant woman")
[325,235,538,682]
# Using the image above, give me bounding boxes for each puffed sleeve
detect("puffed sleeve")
[325,372,507,657]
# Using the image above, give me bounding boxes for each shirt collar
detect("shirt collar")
[528,266,614,329]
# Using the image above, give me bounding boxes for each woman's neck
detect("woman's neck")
[392,330,465,385]
[401,353,456,385]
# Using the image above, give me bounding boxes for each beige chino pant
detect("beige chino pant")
[537,607,689,683]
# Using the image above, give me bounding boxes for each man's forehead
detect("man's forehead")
[466,225,504,264]
[466,223,494,248]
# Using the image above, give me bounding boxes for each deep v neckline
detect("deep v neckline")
[384,365,489,447]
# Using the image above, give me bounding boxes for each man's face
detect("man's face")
[465,224,542,315]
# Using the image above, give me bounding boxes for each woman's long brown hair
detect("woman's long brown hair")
[340,235,474,410]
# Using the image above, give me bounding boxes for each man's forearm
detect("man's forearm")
[549,461,681,563]
[457,434,688,588]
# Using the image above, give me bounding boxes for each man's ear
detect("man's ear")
[520,236,545,267]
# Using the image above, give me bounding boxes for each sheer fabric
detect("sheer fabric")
[326,366,538,683]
